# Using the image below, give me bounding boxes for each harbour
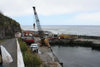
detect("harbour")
[51,46,100,67]
[0,0,100,66]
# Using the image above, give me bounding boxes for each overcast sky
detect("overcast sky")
[0,0,100,25]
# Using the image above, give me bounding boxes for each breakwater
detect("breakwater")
[21,30,62,67]
[50,35,100,50]
[38,46,62,67]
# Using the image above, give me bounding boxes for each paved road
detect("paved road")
[0,38,17,67]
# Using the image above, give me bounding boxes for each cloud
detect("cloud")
[65,12,100,25]
[75,12,100,22]
[0,0,34,17]
[0,0,100,17]
[37,0,100,16]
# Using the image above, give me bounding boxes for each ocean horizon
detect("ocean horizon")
[21,25,100,36]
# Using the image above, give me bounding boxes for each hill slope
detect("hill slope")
[0,13,21,39]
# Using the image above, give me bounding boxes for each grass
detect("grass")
[18,38,42,67]
[0,39,7,43]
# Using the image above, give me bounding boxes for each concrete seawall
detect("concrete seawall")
[16,38,25,67]
[38,46,62,67]
[50,36,100,50]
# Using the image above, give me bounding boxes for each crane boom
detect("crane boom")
[33,6,44,38]
[33,6,50,48]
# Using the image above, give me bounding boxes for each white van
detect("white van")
[30,43,38,53]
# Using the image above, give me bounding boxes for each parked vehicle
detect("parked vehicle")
[30,43,38,53]
[22,37,34,44]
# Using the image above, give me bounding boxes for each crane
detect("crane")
[33,6,50,47]
[33,6,44,38]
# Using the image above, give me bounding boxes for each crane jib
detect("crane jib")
[33,6,45,38]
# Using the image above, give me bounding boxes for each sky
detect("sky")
[0,0,100,25]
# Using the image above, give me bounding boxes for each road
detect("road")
[0,38,17,67]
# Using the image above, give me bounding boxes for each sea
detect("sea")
[21,25,100,36]
[22,25,100,67]
[51,46,100,67]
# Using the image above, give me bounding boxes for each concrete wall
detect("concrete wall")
[16,39,25,67]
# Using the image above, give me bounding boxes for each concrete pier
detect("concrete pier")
[50,36,100,50]
[38,46,62,67]
[75,38,100,44]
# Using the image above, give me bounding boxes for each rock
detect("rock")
[0,13,21,39]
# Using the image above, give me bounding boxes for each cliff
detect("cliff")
[0,13,21,39]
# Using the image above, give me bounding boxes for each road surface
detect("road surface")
[0,38,17,67]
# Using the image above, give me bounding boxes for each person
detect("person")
[33,23,35,29]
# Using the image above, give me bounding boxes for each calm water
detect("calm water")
[51,46,100,67]
[22,25,100,36]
